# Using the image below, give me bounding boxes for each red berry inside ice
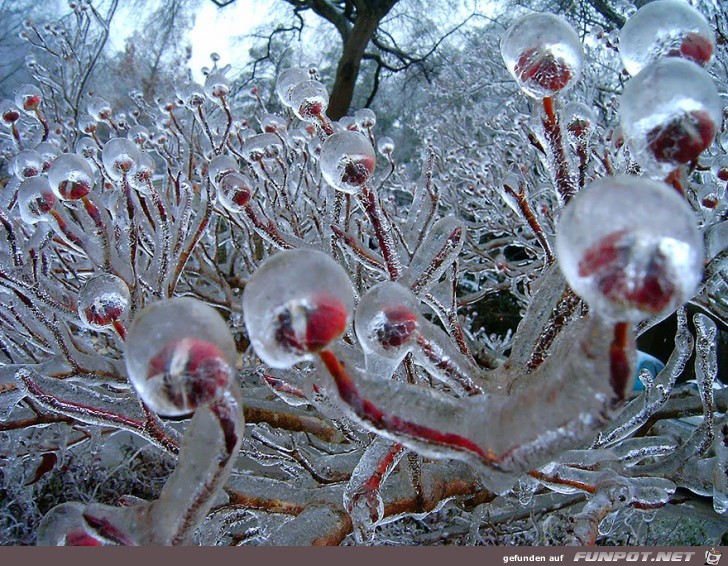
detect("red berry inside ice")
[514,47,572,93]
[577,230,677,315]
[65,530,103,546]
[57,179,91,200]
[341,156,375,188]
[2,108,20,123]
[646,110,716,165]
[667,32,714,67]
[374,306,419,350]
[22,94,41,111]
[83,303,124,327]
[146,338,232,411]
[274,293,349,354]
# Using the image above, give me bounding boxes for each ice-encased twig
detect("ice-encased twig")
[343,437,406,543]
[594,307,692,448]
[315,313,633,490]
[37,382,244,545]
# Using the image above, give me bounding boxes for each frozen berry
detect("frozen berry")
[274,293,349,355]
[578,230,676,315]
[374,306,419,350]
[556,176,703,323]
[514,48,572,93]
[146,338,232,412]
[672,32,714,66]
[125,298,237,416]
[646,110,716,165]
[243,249,355,368]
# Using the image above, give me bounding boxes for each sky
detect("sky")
[109,0,275,82]
[105,0,491,83]
[186,1,274,81]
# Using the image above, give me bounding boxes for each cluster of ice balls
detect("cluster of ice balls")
[617,0,722,176]
[498,6,710,323]
[275,68,377,194]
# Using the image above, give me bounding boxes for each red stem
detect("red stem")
[358,185,401,280]
[609,321,632,403]
[317,350,499,466]
[542,97,576,204]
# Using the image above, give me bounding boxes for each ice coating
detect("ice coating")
[403,215,465,295]
[12,149,43,179]
[14,83,42,112]
[208,154,239,188]
[217,171,253,212]
[37,502,102,546]
[127,125,150,145]
[78,274,131,331]
[563,102,596,139]
[204,72,230,99]
[47,153,95,201]
[242,249,355,368]
[125,298,236,416]
[288,80,329,121]
[102,138,142,181]
[377,136,394,156]
[17,176,56,224]
[129,151,155,189]
[87,96,112,122]
[275,67,310,107]
[556,175,703,322]
[176,83,206,109]
[319,130,376,194]
[355,281,421,361]
[501,13,583,99]
[355,108,376,129]
[260,113,288,134]
[242,132,284,162]
[75,137,98,159]
[34,142,60,171]
[620,58,721,176]
[620,0,715,76]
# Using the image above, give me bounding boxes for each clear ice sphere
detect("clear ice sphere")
[620,0,715,76]
[125,297,236,417]
[17,176,55,224]
[204,72,230,99]
[12,149,43,179]
[14,83,42,112]
[563,101,596,139]
[620,58,721,176]
[556,175,703,322]
[319,130,376,194]
[78,274,131,331]
[288,80,329,122]
[102,138,142,182]
[47,153,94,201]
[355,281,421,360]
[217,171,253,212]
[501,13,584,99]
[208,154,239,188]
[242,249,355,368]
[275,67,310,108]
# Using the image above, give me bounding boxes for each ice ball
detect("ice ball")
[556,175,703,322]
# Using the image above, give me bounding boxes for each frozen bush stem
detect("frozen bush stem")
[36,299,245,545]
[315,282,634,481]
[36,384,244,545]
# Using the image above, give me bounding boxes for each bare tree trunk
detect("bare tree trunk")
[328,11,382,120]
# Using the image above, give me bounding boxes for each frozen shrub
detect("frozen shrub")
[0,0,726,546]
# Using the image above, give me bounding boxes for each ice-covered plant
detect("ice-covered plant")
[0,0,726,546]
